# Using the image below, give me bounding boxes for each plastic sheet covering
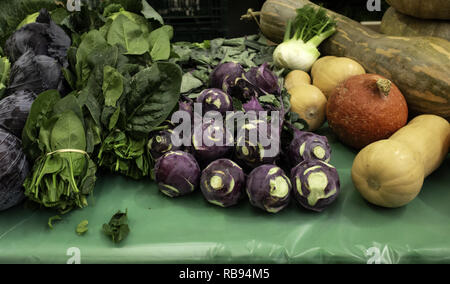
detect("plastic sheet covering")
[0,126,449,264]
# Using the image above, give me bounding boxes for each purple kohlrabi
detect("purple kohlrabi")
[192,119,233,164]
[148,129,182,160]
[288,130,331,167]
[210,62,245,92]
[155,151,201,197]
[200,159,245,208]
[196,88,233,115]
[244,62,280,94]
[242,96,264,113]
[246,164,291,213]
[291,159,340,212]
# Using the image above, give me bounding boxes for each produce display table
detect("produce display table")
[1,126,449,264]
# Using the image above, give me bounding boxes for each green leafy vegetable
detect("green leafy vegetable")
[102,209,130,243]
[76,220,89,235]
[149,25,173,61]
[48,215,62,229]
[102,65,124,107]
[172,34,276,96]
[141,0,164,25]
[106,14,149,55]
[98,131,150,180]
[0,56,10,98]
[125,63,182,136]
[23,91,97,212]
[181,72,203,94]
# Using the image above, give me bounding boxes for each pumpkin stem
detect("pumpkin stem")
[240,9,261,29]
[376,79,391,97]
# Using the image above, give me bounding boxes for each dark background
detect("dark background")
[147,0,389,42]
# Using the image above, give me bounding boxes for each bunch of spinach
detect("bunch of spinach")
[64,3,182,180]
[22,90,97,212]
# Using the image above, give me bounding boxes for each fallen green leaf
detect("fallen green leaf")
[76,220,89,235]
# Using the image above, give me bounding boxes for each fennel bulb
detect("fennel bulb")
[273,6,336,72]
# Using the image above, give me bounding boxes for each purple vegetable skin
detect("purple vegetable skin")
[210,62,244,92]
[291,160,340,212]
[0,129,29,211]
[5,9,71,67]
[155,151,201,197]
[288,130,331,167]
[0,90,36,138]
[246,164,291,213]
[200,159,245,207]
[192,119,233,164]
[197,88,233,115]
[235,119,280,168]
[243,96,264,112]
[148,129,182,160]
[245,62,280,94]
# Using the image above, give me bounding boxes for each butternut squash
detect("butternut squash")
[352,115,450,208]
[284,70,311,90]
[381,7,450,41]
[255,0,450,119]
[288,84,327,131]
[386,0,450,20]
[311,56,366,98]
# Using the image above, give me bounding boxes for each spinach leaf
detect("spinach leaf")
[125,62,182,137]
[141,0,164,25]
[102,65,123,107]
[75,30,114,88]
[148,25,173,61]
[181,72,203,94]
[106,14,149,55]
[98,131,150,180]
[76,220,89,235]
[102,209,130,244]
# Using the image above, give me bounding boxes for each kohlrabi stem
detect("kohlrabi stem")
[306,27,336,47]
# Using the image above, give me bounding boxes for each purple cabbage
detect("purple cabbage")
[288,130,331,167]
[246,164,291,213]
[200,159,245,207]
[0,129,29,211]
[210,62,244,92]
[155,151,201,197]
[0,90,36,138]
[5,9,71,67]
[7,50,63,95]
[197,88,233,115]
[291,160,340,212]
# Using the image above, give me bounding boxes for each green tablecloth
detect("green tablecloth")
[1,127,449,264]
